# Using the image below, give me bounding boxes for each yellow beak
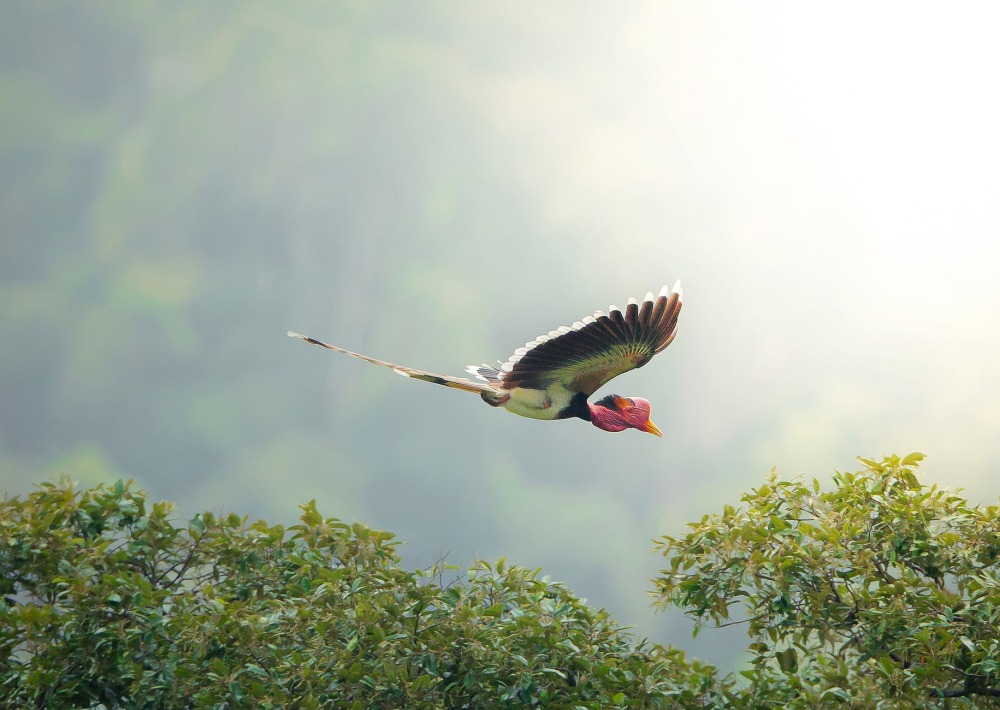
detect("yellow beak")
[642,419,664,437]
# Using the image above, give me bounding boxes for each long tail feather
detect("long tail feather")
[287,331,492,395]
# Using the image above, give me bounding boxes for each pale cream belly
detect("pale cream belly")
[500,384,576,421]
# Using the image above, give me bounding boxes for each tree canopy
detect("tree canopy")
[4,455,1000,708]
[0,480,719,708]
[655,453,1000,707]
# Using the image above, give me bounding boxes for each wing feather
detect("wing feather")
[626,299,639,328]
[496,283,683,396]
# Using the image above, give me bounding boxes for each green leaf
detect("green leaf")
[775,648,797,673]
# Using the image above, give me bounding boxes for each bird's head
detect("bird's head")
[589,395,663,437]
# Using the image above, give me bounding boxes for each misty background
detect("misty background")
[3,2,999,667]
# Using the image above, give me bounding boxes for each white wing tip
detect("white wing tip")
[287,331,305,339]
[656,281,683,301]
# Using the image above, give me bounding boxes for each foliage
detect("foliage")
[8,456,1000,709]
[655,453,1000,708]
[0,479,722,708]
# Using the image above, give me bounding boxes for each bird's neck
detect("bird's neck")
[588,403,629,432]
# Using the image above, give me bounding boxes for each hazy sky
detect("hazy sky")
[413,2,1000,494]
[519,2,1000,493]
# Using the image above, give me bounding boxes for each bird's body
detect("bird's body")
[289,282,682,436]
[494,382,580,421]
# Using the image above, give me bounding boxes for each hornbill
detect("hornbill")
[289,282,682,436]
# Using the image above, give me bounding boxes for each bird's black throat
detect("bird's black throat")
[559,391,592,421]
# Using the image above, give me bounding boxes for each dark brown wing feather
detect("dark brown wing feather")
[496,283,682,395]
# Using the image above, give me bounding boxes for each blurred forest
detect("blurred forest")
[3,2,1000,666]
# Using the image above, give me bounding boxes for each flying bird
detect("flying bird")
[288,282,682,436]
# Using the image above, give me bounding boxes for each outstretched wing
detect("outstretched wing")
[288,332,493,395]
[477,283,682,396]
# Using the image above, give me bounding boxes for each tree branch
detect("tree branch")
[930,686,1000,698]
